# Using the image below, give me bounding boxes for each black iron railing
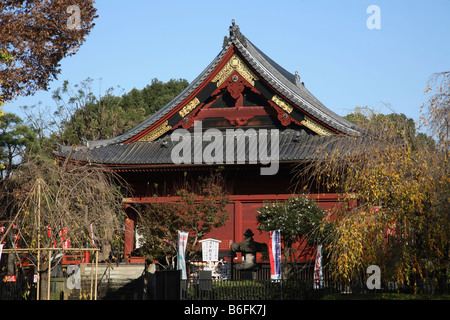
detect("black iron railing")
[181,277,449,300]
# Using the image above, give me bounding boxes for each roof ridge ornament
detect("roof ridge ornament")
[225,19,247,48]
[295,71,305,87]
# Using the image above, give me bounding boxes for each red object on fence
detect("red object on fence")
[4,275,16,282]
[61,251,90,265]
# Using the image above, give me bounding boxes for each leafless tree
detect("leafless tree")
[0,154,128,299]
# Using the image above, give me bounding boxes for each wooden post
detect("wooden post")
[94,250,98,300]
[36,256,40,300]
[90,255,94,300]
[234,201,242,243]
[36,180,41,300]
[47,249,51,300]
[124,216,135,259]
[234,201,242,264]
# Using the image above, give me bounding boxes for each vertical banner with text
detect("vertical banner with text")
[177,231,189,280]
[314,244,323,289]
[269,230,281,280]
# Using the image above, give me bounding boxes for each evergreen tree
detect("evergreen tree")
[0,112,39,178]
[21,77,189,151]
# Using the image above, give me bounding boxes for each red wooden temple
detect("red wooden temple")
[57,21,364,267]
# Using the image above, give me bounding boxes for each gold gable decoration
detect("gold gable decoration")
[271,94,293,114]
[301,116,333,136]
[271,94,332,135]
[212,53,259,87]
[179,97,200,117]
[137,121,172,142]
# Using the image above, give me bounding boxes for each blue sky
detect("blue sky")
[3,0,450,131]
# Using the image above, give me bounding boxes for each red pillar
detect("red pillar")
[234,200,242,243]
[124,206,135,259]
[233,200,242,262]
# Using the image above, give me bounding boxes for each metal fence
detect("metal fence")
[0,272,37,300]
[178,263,448,300]
[181,277,448,300]
[2,263,447,300]
[182,279,324,300]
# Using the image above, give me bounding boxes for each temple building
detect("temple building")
[56,21,365,269]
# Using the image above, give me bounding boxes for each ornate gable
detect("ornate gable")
[129,45,336,144]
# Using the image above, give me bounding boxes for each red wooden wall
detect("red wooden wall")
[123,193,344,263]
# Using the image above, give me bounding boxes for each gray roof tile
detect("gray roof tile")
[57,129,368,167]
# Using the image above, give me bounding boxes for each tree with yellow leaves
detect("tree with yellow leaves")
[299,93,449,291]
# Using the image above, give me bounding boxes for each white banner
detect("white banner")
[0,244,3,264]
[90,223,95,245]
[313,244,323,289]
[269,230,281,280]
[177,231,189,280]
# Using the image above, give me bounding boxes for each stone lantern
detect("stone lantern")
[230,229,267,279]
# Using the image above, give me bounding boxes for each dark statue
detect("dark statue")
[231,229,267,274]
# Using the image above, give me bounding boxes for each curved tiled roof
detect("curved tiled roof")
[57,21,366,165]
[57,128,367,167]
[83,22,362,148]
